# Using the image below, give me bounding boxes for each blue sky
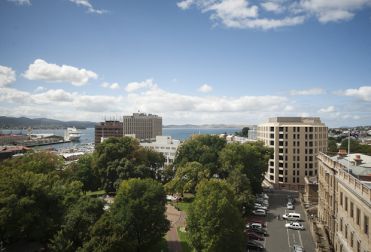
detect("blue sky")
[0,0,370,127]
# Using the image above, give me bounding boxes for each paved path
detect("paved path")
[165,204,186,252]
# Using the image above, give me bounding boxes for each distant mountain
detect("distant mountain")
[0,116,96,129]
[163,124,250,129]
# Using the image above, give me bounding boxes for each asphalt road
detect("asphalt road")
[247,191,315,252]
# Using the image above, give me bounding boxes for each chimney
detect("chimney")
[338,148,347,159]
[353,154,363,166]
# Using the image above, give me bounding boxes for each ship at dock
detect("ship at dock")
[64,127,81,142]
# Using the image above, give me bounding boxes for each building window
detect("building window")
[270,175,274,180]
[340,192,343,206]
[356,208,360,225]
[345,225,348,239]
[357,240,361,252]
[350,202,354,218]
[340,218,343,232]
[364,215,369,235]
[350,232,354,247]
[345,197,348,211]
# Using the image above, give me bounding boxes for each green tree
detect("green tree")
[328,137,338,154]
[174,135,226,175]
[93,137,165,192]
[165,161,209,195]
[235,127,250,137]
[82,178,170,252]
[219,142,272,194]
[0,151,63,174]
[79,212,133,252]
[49,196,104,251]
[187,179,245,252]
[340,138,371,155]
[0,169,65,243]
[226,169,254,215]
[64,154,101,192]
[112,178,170,251]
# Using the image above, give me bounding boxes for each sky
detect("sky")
[0,0,370,127]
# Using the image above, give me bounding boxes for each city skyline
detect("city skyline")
[1,0,371,127]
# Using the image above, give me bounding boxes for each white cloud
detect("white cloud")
[261,2,284,13]
[198,84,213,93]
[23,59,98,86]
[125,79,157,92]
[34,86,45,93]
[340,86,371,102]
[177,0,371,29]
[319,105,335,113]
[290,88,325,96]
[7,0,30,5]
[69,0,106,14]
[177,0,194,10]
[101,82,120,90]
[0,65,16,87]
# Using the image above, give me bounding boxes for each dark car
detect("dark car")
[247,226,268,236]
[246,232,264,241]
[246,240,264,251]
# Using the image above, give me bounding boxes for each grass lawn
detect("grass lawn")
[177,227,194,252]
[86,190,106,197]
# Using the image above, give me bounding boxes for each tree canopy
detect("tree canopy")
[93,137,165,192]
[174,135,226,175]
[235,127,250,137]
[187,179,245,252]
[82,178,170,252]
[340,138,371,155]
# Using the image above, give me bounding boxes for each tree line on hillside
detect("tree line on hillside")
[0,135,272,251]
[328,137,371,155]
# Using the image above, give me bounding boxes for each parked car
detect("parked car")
[249,219,267,227]
[285,222,305,230]
[282,212,301,221]
[253,209,267,216]
[287,202,294,210]
[247,226,268,236]
[246,240,265,250]
[292,244,304,252]
[246,223,263,229]
[254,203,268,211]
[246,232,264,241]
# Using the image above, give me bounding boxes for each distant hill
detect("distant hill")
[0,116,96,129]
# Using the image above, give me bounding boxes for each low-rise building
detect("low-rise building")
[140,136,180,165]
[317,151,370,252]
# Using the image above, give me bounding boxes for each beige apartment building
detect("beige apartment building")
[257,117,328,191]
[123,113,162,141]
[318,152,371,252]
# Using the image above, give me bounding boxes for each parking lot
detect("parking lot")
[247,190,315,252]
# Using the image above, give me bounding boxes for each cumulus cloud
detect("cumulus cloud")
[0,78,293,123]
[290,88,325,96]
[101,82,120,90]
[261,2,284,13]
[7,0,30,5]
[125,79,157,92]
[23,59,98,86]
[318,105,335,113]
[69,0,106,14]
[0,65,16,87]
[339,86,371,102]
[177,0,194,10]
[177,0,371,29]
[198,84,213,93]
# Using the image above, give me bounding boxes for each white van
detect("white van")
[282,212,301,221]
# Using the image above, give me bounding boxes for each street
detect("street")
[247,190,316,252]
